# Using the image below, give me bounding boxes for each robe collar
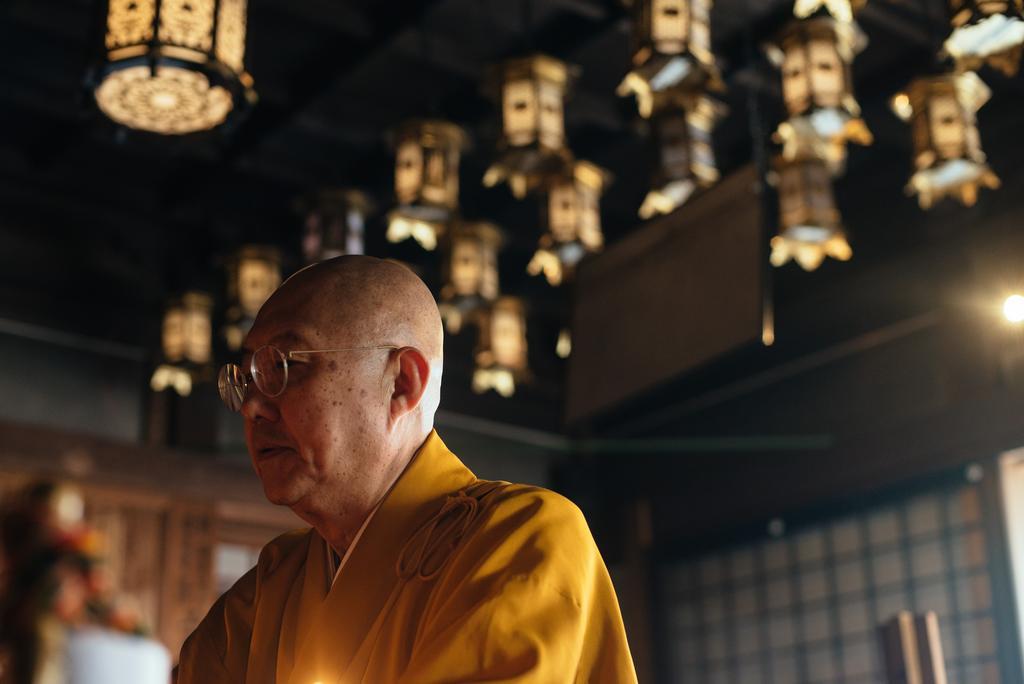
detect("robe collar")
[278,430,477,684]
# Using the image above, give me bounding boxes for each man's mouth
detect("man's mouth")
[255,445,294,461]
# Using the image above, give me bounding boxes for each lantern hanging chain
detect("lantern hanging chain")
[744,10,776,345]
[473,0,502,108]
[419,8,431,65]
[922,0,946,63]
[742,25,770,201]
[522,0,534,53]
[83,0,109,107]
[478,0,497,65]
[419,7,441,116]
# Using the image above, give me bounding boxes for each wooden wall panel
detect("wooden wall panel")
[567,166,765,424]
[159,505,217,657]
[79,489,219,656]
[87,497,167,632]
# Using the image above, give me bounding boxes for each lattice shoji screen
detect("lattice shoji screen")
[85,491,217,659]
[661,484,1001,683]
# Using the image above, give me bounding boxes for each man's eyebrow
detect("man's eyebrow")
[271,330,314,349]
[283,330,310,342]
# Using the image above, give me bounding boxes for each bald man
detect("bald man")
[177,257,637,684]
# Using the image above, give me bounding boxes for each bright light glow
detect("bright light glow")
[891,93,912,120]
[639,179,697,219]
[150,90,178,109]
[1004,294,1024,323]
[386,214,438,251]
[95,65,233,134]
[556,329,572,358]
[150,364,193,396]
[472,368,515,397]
[526,248,563,286]
[945,14,1024,63]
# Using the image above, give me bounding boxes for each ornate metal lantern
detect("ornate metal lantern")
[891,71,1000,209]
[93,0,256,135]
[223,245,281,351]
[438,221,503,334]
[483,55,575,199]
[944,0,1024,75]
[639,92,724,218]
[527,160,610,287]
[617,0,723,118]
[150,291,213,396]
[387,120,469,251]
[766,18,871,174]
[770,156,852,271]
[300,190,371,264]
[473,297,529,398]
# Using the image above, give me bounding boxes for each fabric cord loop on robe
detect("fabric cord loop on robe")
[397,481,508,581]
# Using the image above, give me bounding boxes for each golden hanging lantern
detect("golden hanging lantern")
[891,71,1000,209]
[766,17,872,175]
[300,190,371,264]
[150,291,213,396]
[93,0,256,135]
[473,297,530,398]
[527,160,611,287]
[617,0,723,118]
[639,92,724,218]
[438,221,503,335]
[224,245,282,351]
[387,120,469,251]
[769,156,852,271]
[483,55,575,199]
[944,0,1024,75]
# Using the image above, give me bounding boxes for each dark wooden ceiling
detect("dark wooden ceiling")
[1,0,1020,433]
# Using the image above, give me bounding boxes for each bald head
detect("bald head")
[263,256,443,363]
[252,256,444,434]
[241,256,444,540]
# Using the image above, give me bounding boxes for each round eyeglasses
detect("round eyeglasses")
[217,344,399,412]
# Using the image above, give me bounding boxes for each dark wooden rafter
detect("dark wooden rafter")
[155,0,454,210]
[220,0,445,161]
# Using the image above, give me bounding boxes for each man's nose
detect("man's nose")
[241,388,280,422]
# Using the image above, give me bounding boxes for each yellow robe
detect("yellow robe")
[178,431,637,683]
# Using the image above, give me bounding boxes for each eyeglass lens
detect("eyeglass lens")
[251,346,288,397]
[218,364,247,412]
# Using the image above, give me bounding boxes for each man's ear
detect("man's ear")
[389,347,430,422]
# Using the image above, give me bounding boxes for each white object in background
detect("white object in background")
[999,449,1024,678]
[66,628,170,684]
